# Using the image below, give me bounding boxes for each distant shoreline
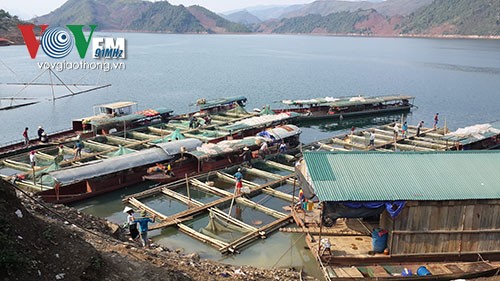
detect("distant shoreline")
[4,31,499,45]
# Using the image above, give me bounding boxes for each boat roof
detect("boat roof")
[281,95,414,106]
[442,121,500,145]
[222,112,298,132]
[301,151,500,202]
[95,101,137,109]
[47,138,201,185]
[87,108,173,127]
[199,96,247,110]
[188,137,262,160]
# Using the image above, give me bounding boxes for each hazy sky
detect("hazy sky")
[2,0,317,19]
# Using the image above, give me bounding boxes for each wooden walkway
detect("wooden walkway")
[123,164,297,254]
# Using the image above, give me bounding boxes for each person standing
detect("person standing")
[134,210,156,248]
[234,168,243,194]
[37,126,45,141]
[259,141,268,159]
[29,150,37,168]
[402,122,408,139]
[393,123,399,141]
[369,131,376,147]
[123,207,139,241]
[433,113,439,129]
[416,121,424,137]
[279,142,287,153]
[240,147,252,167]
[22,127,29,146]
[73,139,84,160]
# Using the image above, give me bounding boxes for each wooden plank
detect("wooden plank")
[427,264,453,275]
[178,224,228,249]
[333,268,351,278]
[161,187,203,207]
[190,178,233,197]
[128,197,169,220]
[341,267,364,278]
[209,207,257,231]
[370,265,391,277]
[217,171,260,187]
[265,160,294,172]
[220,215,293,254]
[245,167,295,185]
[235,197,287,219]
[325,266,337,278]
[262,187,296,202]
[444,264,465,274]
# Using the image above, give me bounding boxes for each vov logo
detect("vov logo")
[18,25,126,59]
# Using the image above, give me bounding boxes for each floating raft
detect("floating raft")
[122,164,297,254]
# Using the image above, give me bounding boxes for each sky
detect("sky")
[2,0,317,19]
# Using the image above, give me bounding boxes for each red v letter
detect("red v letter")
[18,24,49,59]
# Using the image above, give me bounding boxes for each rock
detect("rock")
[55,273,65,279]
[186,252,200,261]
[15,209,23,218]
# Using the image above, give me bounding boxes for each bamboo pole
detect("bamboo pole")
[161,188,203,207]
[185,173,191,204]
[235,197,287,219]
[317,201,324,256]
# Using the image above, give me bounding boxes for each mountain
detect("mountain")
[0,9,30,44]
[224,10,262,25]
[398,0,500,36]
[265,0,499,37]
[271,9,400,35]
[34,0,249,34]
[281,0,435,19]
[187,6,251,33]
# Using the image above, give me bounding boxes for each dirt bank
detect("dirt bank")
[0,179,315,281]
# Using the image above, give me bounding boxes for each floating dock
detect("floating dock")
[122,162,297,254]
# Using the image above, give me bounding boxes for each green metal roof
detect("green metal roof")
[302,151,500,202]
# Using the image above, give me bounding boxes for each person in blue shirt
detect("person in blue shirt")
[402,121,408,139]
[234,168,243,194]
[134,210,156,248]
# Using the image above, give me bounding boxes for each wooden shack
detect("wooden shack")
[297,151,500,261]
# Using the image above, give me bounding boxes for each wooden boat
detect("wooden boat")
[272,95,414,121]
[324,261,500,280]
[0,101,174,157]
[143,124,302,184]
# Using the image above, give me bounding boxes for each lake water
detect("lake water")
[1,34,500,279]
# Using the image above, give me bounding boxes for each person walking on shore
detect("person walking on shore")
[134,210,156,248]
[123,207,139,241]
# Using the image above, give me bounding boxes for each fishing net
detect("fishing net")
[106,145,136,156]
[199,210,251,242]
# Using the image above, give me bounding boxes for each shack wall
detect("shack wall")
[380,200,500,256]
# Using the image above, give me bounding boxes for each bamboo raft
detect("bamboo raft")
[308,123,455,153]
[122,164,297,254]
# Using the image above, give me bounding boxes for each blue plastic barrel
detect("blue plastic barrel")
[371,228,388,253]
[417,266,431,276]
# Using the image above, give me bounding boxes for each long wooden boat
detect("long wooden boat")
[143,124,302,184]
[323,261,499,280]
[3,123,301,204]
[272,95,414,121]
[0,101,174,157]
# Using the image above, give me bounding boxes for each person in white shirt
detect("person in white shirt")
[29,151,37,168]
[259,141,268,158]
[393,123,399,141]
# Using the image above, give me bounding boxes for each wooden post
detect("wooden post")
[185,173,191,203]
[123,120,127,139]
[227,185,237,219]
[291,178,296,210]
[444,116,447,134]
[317,201,324,255]
[32,166,35,185]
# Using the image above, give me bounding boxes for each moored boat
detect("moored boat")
[272,95,414,121]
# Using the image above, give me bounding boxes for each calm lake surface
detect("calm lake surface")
[1,34,500,278]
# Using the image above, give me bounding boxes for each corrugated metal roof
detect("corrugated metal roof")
[95,101,137,109]
[49,148,171,185]
[49,139,201,186]
[302,151,500,202]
